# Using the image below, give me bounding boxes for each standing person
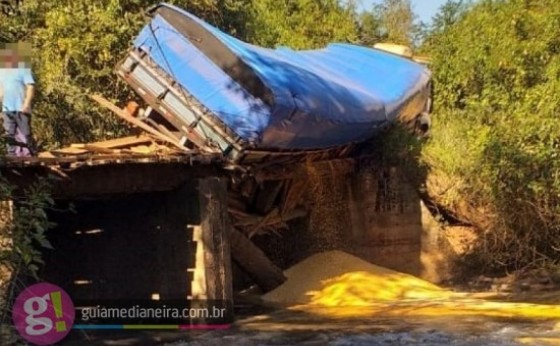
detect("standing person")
[0,43,36,157]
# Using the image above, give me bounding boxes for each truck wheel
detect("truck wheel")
[416,112,431,137]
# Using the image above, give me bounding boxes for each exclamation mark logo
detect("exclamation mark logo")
[50,291,66,332]
[13,282,75,344]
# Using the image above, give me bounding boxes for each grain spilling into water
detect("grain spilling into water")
[262,250,560,322]
[262,250,449,306]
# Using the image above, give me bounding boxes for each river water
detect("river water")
[58,296,560,345]
[61,249,560,345]
[163,251,557,346]
[162,300,560,346]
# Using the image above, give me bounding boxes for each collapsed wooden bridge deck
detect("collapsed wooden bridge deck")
[0,134,223,198]
[0,126,368,308]
[0,91,420,327]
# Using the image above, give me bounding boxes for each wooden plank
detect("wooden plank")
[153,122,182,143]
[234,207,307,228]
[89,135,152,149]
[1,161,221,198]
[254,180,284,214]
[280,178,307,215]
[83,144,117,154]
[37,152,56,159]
[247,208,280,236]
[2,156,81,164]
[229,227,286,292]
[121,146,157,155]
[46,165,70,179]
[196,177,233,322]
[90,94,188,152]
[228,208,252,219]
[51,147,90,156]
[86,154,164,163]
[191,225,207,299]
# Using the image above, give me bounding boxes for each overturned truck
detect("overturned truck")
[117,3,432,166]
[110,3,433,292]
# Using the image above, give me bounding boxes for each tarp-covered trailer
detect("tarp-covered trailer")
[117,3,432,164]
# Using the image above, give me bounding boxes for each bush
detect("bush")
[0,176,55,342]
[0,0,254,148]
[424,0,560,272]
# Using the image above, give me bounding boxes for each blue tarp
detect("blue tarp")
[133,3,431,150]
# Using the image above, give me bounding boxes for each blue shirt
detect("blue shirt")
[0,68,35,112]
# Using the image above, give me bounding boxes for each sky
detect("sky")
[358,0,449,24]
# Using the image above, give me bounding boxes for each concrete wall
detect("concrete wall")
[346,166,452,282]
[259,162,455,284]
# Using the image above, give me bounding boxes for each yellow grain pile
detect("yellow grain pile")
[262,250,452,306]
[262,251,560,323]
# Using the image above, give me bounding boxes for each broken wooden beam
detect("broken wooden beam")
[280,178,307,215]
[193,177,234,322]
[248,208,307,237]
[88,135,153,149]
[51,147,90,156]
[229,207,308,239]
[229,227,286,292]
[253,156,359,181]
[90,94,189,152]
[234,208,307,228]
[254,180,284,214]
[82,144,117,154]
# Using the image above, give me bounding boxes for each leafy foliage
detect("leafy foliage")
[0,0,252,148]
[6,0,557,279]
[360,0,418,46]
[376,0,416,45]
[356,9,385,46]
[0,177,55,277]
[423,0,560,272]
[0,175,55,332]
[246,0,359,49]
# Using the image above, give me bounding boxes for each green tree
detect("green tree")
[373,0,416,46]
[357,9,384,46]
[422,0,560,272]
[0,176,56,341]
[431,0,471,33]
[0,0,252,148]
[246,0,359,49]
[0,0,364,147]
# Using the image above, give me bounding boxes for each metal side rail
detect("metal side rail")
[117,49,371,166]
[117,49,246,160]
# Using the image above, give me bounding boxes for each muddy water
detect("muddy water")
[162,299,560,346]
[160,252,560,346]
[170,164,560,346]
[163,302,560,346]
[62,290,560,345]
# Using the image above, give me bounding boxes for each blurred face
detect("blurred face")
[0,43,31,68]
[1,48,14,68]
[3,51,19,68]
